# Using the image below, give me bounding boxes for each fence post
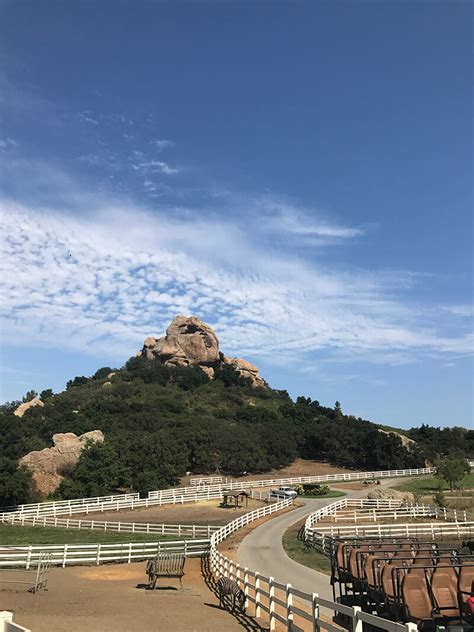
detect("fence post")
[62,545,68,568]
[243,567,249,610]
[312,593,320,632]
[286,583,293,630]
[97,544,101,565]
[26,546,32,569]
[255,571,261,618]
[269,576,275,630]
[352,606,363,632]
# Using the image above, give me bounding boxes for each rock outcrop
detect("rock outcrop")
[223,357,266,388]
[14,398,44,418]
[140,316,220,367]
[138,315,266,387]
[20,430,104,496]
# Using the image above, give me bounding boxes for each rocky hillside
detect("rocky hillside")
[1,316,472,505]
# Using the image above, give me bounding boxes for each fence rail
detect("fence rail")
[2,461,472,522]
[0,538,210,568]
[0,513,220,538]
[0,489,226,521]
[304,497,474,552]
[190,476,224,486]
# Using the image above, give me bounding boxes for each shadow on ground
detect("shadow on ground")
[200,556,268,631]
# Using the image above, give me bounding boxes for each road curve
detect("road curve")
[237,481,397,600]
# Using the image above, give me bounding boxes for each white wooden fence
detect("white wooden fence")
[0,538,210,568]
[0,612,30,632]
[209,498,417,632]
[0,488,225,520]
[2,461,472,522]
[1,513,220,538]
[190,476,224,486]
[304,498,474,549]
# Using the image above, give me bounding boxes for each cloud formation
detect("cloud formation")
[1,194,471,369]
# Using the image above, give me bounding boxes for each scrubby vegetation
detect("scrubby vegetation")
[1,355,472,505]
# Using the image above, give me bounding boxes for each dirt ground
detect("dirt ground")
[1,558,263,632]
[180,459,357,486]
[76,498,267,526]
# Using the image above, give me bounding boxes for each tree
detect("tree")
[22,390,38,403]
[57,441,130,499]
[334,401,342,417]
[0,458,36,506]
[40,389,54,402]
[66,376,89,389]
[93,367,115,380]
[435,456,470,491]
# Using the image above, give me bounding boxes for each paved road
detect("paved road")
[237,481,397,601]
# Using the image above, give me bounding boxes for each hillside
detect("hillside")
[1,316,472,506]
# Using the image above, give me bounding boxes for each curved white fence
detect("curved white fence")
[0,465,445,521]
[208,498,417,632]
[304,498,474,551]
[0,489,226,520]
[2,461,472,523]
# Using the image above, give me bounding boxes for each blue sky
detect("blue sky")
[0,1,472,428]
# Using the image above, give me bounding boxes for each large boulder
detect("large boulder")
[20,430,104,496]
[14,399,44,418]
[138,316,266,387]
[140,316,220,367]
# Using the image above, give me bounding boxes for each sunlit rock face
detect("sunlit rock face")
[20,431,105,496]
[138,315,266,387]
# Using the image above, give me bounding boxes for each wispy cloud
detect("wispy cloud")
[150,139,174,151]
[0,138,18,150]
[1,185,471,369]
[78,111,99,125]
[131,159,179,175]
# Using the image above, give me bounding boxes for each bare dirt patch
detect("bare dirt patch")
[76,498,267,526]
[1,559,250,632]
[181,459,358,486]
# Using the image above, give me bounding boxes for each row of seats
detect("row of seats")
[329,537,474,629]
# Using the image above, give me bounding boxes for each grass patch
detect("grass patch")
[393,474,474,493]
[0,524,177,546]
[300,490,346,499]
[282,520,331,575]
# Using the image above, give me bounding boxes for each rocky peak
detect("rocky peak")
[138,315,266,387]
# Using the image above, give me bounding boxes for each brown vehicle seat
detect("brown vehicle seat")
[401,572,433,622]
[430,569,459,619]
[458,566,474,604]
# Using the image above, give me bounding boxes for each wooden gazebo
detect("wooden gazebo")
[221,489,250,508]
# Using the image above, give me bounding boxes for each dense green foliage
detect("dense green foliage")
[1,354,472,505]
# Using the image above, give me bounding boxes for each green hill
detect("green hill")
[1,337,472,506]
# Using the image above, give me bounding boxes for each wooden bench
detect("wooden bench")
[145,553,186,590]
